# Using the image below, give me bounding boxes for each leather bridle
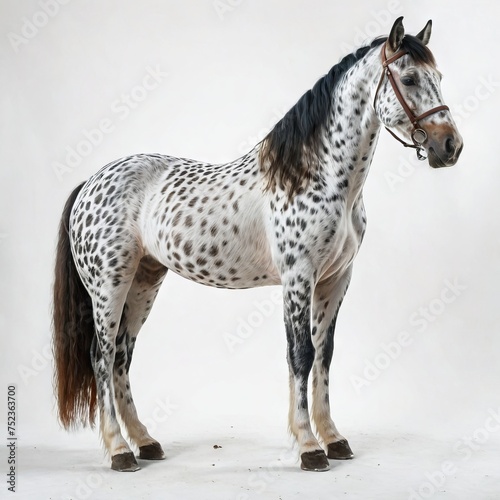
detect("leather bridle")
[373,41,449,161]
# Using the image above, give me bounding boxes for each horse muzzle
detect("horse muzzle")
[424,126,464,168]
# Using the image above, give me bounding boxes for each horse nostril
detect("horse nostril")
[445,136,455,155]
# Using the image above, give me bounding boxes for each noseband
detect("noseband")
[373,42,449,161]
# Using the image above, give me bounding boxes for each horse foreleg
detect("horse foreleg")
[283,274,330,471]
[311,267,354,460]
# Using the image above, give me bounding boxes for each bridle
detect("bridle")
[373,41,449,161]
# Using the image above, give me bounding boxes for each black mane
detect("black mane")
[260,34,435,197]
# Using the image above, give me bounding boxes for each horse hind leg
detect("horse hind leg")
[113,255,168,461]
[89,275,141,472]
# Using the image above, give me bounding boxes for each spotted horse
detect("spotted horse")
[53,17,463,472]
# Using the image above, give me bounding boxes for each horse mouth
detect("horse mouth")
[427,148,455,169]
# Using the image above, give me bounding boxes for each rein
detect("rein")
[373,42,449,161]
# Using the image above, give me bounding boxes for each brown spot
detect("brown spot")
[210,225,218,237]
[209,245,219,256]
[185,215,193,227]
[172,212,182,226]
[174,233,182,247]
[183,241,193,256]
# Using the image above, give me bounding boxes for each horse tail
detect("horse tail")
[52,182,97,429]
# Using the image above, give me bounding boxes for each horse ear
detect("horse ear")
[415,20,432,45]
[388,16,405,53]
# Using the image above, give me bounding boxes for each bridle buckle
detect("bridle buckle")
[412,128,427,145]
[412,128,427,160]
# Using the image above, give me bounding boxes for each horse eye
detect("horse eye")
[401,76,415,86]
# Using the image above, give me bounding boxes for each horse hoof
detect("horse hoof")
[327,439,354,460]
[139,442,165,460]
[300,450,330,471]
[111,452,141,472]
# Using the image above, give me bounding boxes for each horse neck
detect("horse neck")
[321,48,382,205]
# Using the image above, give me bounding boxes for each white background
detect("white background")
[1,1,499,499]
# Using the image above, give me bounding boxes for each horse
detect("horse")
[52,17,463,472]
